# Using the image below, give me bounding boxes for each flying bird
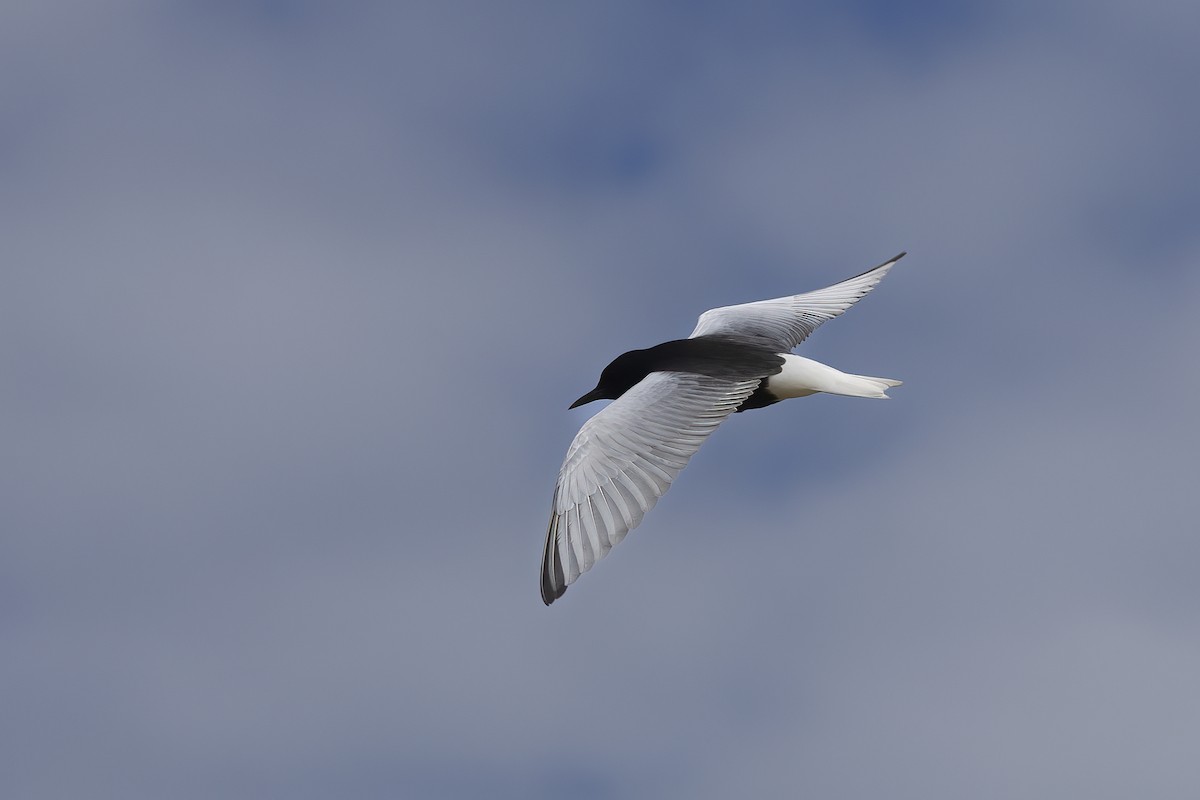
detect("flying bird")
[541,252,906,605]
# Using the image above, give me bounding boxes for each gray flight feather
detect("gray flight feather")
[688,252,905,351]
[541,371,762,604]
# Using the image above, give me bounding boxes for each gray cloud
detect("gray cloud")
[2,1,1198,798]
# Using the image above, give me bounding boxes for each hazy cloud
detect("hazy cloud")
[3,2,1198,798]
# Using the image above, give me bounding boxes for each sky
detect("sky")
[3,1,1199,797]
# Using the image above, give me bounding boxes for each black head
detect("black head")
[569,349,651,409]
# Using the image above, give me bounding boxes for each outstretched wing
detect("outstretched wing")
[541,370,762,605]
[688,252,905,352]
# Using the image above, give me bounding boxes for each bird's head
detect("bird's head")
[569,350,647,408]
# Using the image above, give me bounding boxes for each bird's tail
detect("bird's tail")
[771,355,902,399]
[838,373,903,399]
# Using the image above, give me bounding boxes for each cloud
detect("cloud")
[3,1,1198,798]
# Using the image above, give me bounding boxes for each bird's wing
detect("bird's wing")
[541,370,762,605]
[688,252,905,352]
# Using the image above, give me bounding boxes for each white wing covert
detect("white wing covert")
[688,252,905,352]
[541,370,762,604]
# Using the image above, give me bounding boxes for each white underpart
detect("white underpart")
[766,354,902,399]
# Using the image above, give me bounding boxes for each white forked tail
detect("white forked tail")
[766,354,903,400]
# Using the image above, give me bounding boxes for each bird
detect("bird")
[541,252,906,605]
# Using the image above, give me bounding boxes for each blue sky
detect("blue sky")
[4,1,1199,798]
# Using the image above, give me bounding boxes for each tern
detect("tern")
[541,252,905,605]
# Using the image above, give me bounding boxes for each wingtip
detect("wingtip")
[540,566,567,605]
[541,510,568,606]
[840,251,907,285]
